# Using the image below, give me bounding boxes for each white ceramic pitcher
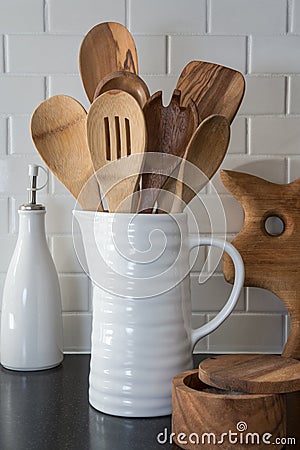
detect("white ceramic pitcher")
[74,211,244,417]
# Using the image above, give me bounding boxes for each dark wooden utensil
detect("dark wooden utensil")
[176,60,245,123]
[221,170,300,360]
[138,89,198,213]
[79,22,138,102]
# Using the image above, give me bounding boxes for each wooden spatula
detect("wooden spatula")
[79,22,138,103]
[31,95,103,211]
[87,90,146,212]
[93,70,150,108]
[138,90,198,213]
[176,60,245,124]
[158,115,230,213]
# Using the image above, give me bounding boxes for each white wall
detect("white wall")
[0,0,298,353]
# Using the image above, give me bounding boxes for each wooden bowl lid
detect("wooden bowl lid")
[198,354,300,394]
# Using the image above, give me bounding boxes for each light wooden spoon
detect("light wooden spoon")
[157,115,230,213]
[79,22,138,103]
[93,70,150,108]
[176,60,245,124]
[31,95,103,211]
[87,90,146,212]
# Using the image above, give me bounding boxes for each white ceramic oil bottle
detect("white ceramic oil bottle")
[0,164,63,370]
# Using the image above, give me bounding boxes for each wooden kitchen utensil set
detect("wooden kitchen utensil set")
[31,21,245,214]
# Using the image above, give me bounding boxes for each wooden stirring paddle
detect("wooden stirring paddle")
[79,22,138,103]
[31,95,102,211]
[87,90,146,213]
[138,90,198,213]
[176,60,245,124]
[158,115,230,213]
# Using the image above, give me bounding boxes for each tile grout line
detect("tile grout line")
[125,0,130,30]
[166,35,171,75]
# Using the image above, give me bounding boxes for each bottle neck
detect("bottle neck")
[18,210,47,240]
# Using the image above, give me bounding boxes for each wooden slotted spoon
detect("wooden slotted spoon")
[79,22,138,103]
[31,95,103,211]
[158,115,230,213]
[176,60,245,124]
[87,90,146,212]
[138,89,198,213]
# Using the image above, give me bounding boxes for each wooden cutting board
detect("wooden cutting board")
[198,354,300,394]
[221,170,300,360]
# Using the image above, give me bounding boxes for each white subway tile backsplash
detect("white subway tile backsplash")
[63,313,92,352]
[250,117,300,155]
[0,198,9,234]
[59,274,89,312]
[187,194,244,234]
[0,0,43,33]
[289,76,300,114]
[291,0,300,33]
[0,236,17,272]
[240,76,286,115]
[170,36,246,74]
[288,156,300,181]
[211,156,286,194]
[208,313,285,353]
[247,287,287,313]
[191,273,245,311]
[52,236,84,273]
[0,76,44,114]
[11,116,36,154]
[250,36,300,74]
[134,36,167,75]
[210,0,286,35]
[0,119,7,155]
[142,75,177,105]
[191,314,207,353]
[227,117,246,154]
[130,0,206,34]
[7,35,82,74]
[48,0,125,33]
[0,36,3,73]
[48,75,89,111]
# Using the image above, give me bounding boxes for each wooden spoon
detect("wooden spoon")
[31,95,103,211]
[138,89,198,213]
[79,22,138,103]
[93,70,150,108]
[158,114,230,213]
[87,90,146,212]
[176,60,245,124]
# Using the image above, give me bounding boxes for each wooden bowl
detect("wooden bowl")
[172,370,286,450]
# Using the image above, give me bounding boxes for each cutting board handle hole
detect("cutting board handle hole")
[264,215,285,237]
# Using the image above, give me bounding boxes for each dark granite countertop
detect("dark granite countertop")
[0,354,299,450]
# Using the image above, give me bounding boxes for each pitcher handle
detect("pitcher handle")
[188,236,244,349]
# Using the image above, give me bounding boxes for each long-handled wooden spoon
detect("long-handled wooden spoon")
[79,22,138,103]
[176,60,245,124]
[87,90,146,212]
[31,95,103,211]
[157,114,230,213]
[138,89,198,213]
[93,70,150,108]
